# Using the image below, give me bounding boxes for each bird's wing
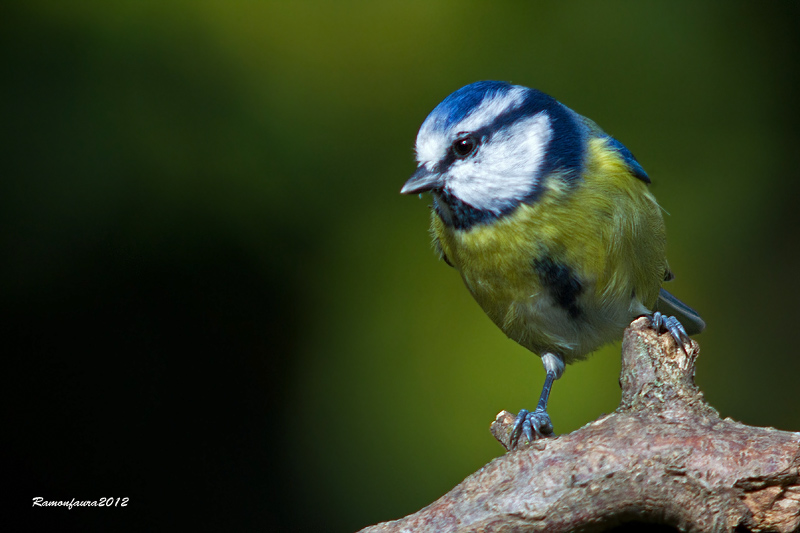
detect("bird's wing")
[576,114,650,184]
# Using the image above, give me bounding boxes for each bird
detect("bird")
[401,81,704,448]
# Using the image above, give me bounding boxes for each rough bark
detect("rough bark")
[359,318,800,533]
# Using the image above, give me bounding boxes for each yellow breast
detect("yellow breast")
[432,137,667,361]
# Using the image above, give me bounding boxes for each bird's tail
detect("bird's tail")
[655,288,706,336]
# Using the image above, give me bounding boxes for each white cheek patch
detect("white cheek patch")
[447,112,552,214]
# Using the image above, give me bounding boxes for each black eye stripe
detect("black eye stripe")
[451,134,478,158]
[432,133,480,173]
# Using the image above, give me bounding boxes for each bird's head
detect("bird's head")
[402,81,582,229]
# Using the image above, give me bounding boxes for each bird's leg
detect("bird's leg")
[650,311,691,353]
[510,352,564,448]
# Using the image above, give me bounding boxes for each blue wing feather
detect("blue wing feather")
[574,113,650,184]
[606,136,650,184]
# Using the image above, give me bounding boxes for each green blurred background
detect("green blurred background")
[3,1,799,531]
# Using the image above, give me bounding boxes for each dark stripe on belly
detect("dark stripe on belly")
[533,257,583,319]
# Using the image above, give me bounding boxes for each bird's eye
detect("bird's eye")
[452,135,478,158]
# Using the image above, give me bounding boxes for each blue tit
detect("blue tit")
[401,81,704,448]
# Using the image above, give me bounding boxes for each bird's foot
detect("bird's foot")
[510,407,553,448]
[650,311,691,353]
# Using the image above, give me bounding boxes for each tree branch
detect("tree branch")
[359,318,800,533]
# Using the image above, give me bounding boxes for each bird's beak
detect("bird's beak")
[401,167,443,195]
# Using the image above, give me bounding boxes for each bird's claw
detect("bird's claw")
[650,311,691,353]
[510,407,553,448]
